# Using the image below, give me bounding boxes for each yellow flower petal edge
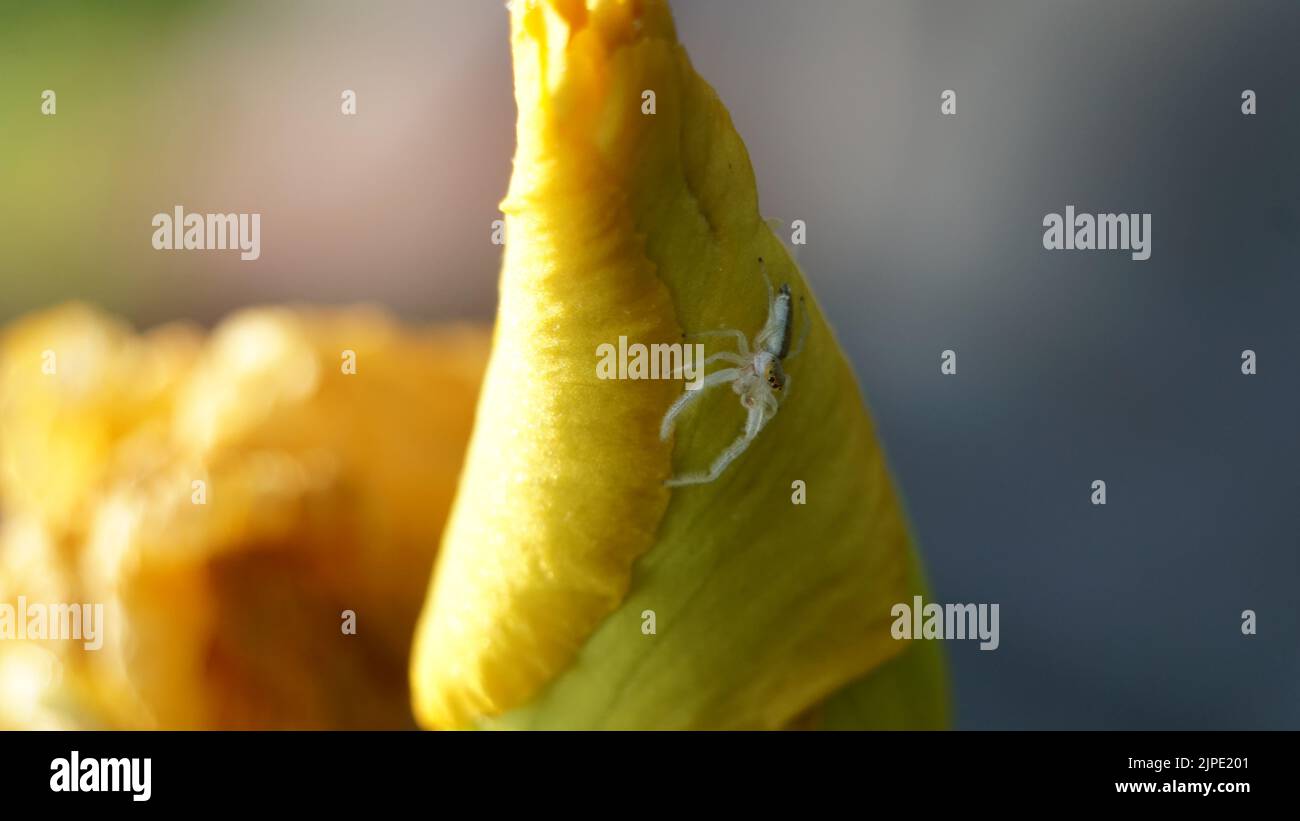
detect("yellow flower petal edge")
[411,0,947,729]
[815,550,950,730]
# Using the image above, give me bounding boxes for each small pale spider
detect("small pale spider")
[660,257,809,487]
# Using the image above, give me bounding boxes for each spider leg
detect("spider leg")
[659,367,740,441]
[786,296,811,361]
[745,400,766,437]
[665,403,768,487]
[753,391,782,431]
[704,351,746,367]
[671,351,745,379]
[685,328,750,356]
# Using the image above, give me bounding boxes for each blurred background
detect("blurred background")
[1,0,1296,728]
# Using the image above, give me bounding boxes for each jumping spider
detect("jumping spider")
[660,257,809,487]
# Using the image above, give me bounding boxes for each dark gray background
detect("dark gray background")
[686,0,1299,729]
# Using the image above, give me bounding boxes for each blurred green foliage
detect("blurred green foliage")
[0,1,214,322]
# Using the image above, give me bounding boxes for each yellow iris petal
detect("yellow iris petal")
[411,0,946,729]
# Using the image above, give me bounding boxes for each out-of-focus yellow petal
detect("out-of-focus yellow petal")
[0,305,490,729]
[412,0,945,729]
[0,303,201,534]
